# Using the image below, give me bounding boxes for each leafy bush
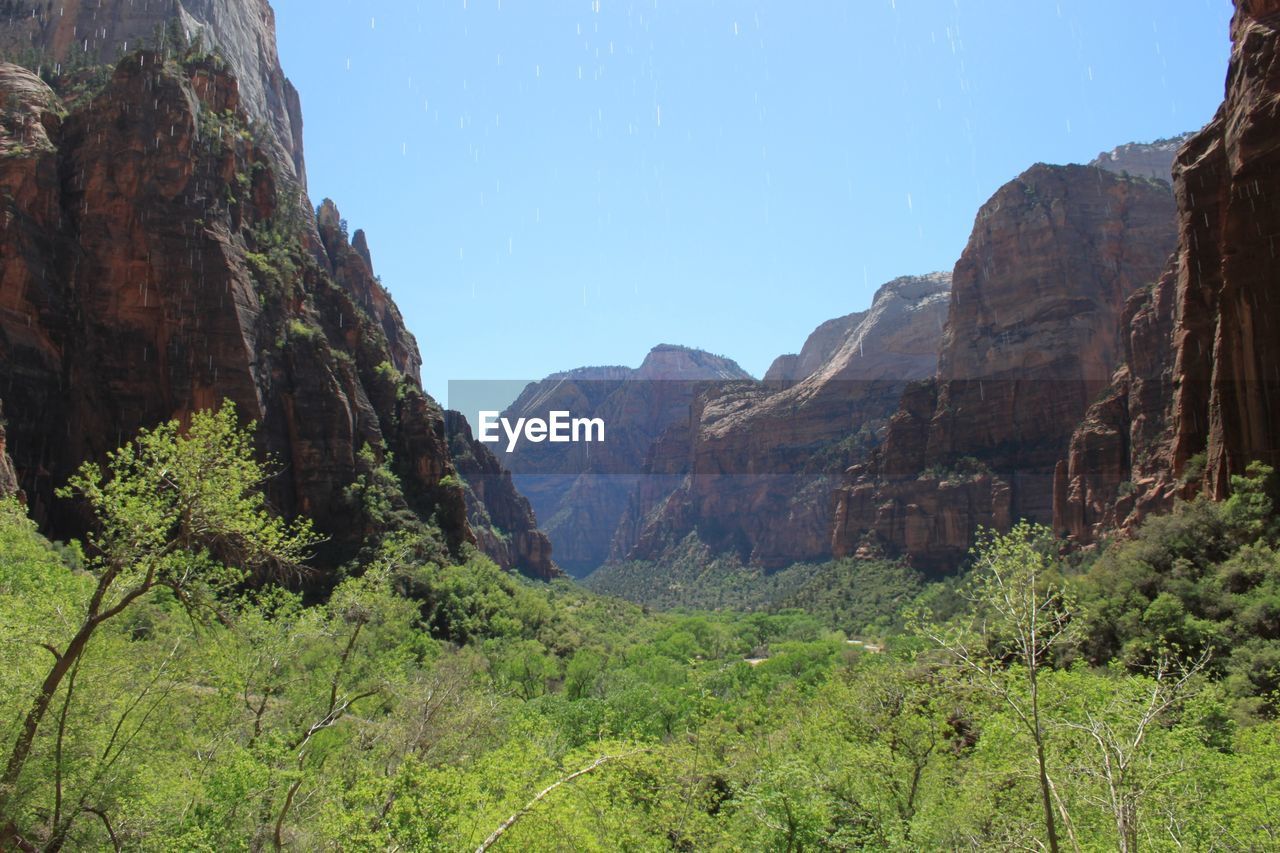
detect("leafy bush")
[285,317,323,342]
[1075,463,1280,714]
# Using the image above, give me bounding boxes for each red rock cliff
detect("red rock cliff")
[444,410,560,581]
[1056,0,1280,542]
[617,273,951,569]
[0,0,307,184]
[834,165,1178,572]
[0,54,471,580]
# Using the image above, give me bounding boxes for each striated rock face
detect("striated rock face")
[0,0,306,184]
[502,345,751,576]
[1089,134,1194,185]
[763,309,868,385]
[1057,1,1280,541]
[619,273,951,569]
[444,411,560,581]
[0,55,472,581]
[834,165,1178,572]
[1053,268,1185,542]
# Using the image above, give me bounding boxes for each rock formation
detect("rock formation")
[0,0,306,184]
[1056,0,1280,542]
[618,273,951,569]
[1089,134,1194,185]
[833,165,1178,572]
[0,52,473,582]
[444,410,560,581]
[502,345,751,576]
[763,309,869,386]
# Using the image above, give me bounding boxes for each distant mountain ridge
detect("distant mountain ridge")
[502,275,951,576]
[764,311,868,385]
[501,344,751,576]
[617,272,952,570]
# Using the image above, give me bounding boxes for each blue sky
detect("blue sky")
[273,0,1233,404]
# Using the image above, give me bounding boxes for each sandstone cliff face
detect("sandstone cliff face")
[0,0,306,184]
[1089,135,1194,185]
[619,273,951,569]
[763,309,868,385]
[833,165,1178,572]
[502,345,751,576]
[0,55,471,579]
[444,411,559,581]
[1052,267,1185,542]
[1057,1,1280,542]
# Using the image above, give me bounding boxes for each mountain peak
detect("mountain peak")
[636,344,751,381]
[1087,133,1195,185]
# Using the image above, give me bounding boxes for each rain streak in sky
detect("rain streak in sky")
[273,0,1233,400]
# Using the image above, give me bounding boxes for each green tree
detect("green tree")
[0,404,315,846]
[1055,657,1210,852]
[492,639,559,701]
[917,522,1077,853]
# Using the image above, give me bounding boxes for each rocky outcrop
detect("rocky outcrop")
[1089,134,1194,185]
[0,0,306,184]
[502,345,751,576]
[1057,1,1280,542]
[619,273,951,569]
[444,410,560,581]
[834,165,1178,572]
[1052,267,1185,542]
[763,310,868,385]
[0,55,472,582]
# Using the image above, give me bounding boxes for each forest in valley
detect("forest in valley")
[1,5,1278,848]
[1,406,1277,851]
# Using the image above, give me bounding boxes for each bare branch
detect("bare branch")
[477,751,647,852]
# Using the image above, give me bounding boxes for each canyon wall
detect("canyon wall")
[1056,0,1280,542]
[618,273,951,569]
[0,53,478,582]
[502,345,751,576]
[833,165,1178,572]
[0,1,564,580]
[444,410,559,581]
[0,0,306,183]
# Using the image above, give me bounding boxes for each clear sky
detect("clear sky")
[272,0,1234,404]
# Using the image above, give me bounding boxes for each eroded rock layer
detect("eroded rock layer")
[0,55,471,580]
[619,273,951,569]
[1089,135,1193,185]
[834,165,1178,572]
[1056,1,1280,543]
[0,0,306,183]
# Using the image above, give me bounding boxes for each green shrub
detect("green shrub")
[1183,451,1208,485]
